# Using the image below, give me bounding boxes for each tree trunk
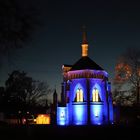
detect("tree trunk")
[136,83,140,105]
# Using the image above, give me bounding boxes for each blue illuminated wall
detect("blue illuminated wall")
[57,107,67,125]
[89,79,108,124]
[107,82,114,124]
[90,103,103,125]
[69,78,87,125]
[72,103,87,125]
[57,70,114,125]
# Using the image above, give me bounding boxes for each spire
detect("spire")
[82,26,88,44]
[53,88,57,105]
[81,26,88,57]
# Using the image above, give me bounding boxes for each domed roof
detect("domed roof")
[70,56,104,71]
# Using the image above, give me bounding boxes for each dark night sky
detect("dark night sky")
[0,0,140,94]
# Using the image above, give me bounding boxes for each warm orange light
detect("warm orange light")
[92,88,99,102]
[36,114,50,124]
[76,89,80,102]
[93,89,96,102]
[79,89,83,102]
[115,63,132,82]
[95,90,98,102]
[76,88,83,102]
[82,44,88,57]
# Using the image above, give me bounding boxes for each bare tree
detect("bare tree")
[0,0,39,64]
[114,48,140,105]
[26,81,53,107]
[4,70,52,113]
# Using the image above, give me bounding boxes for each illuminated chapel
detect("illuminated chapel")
[56,30,113,125]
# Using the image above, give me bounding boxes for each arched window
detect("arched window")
[79,89,83,102]
[76,88,83,102]
[92,88,100,102]
[76,89,80,102]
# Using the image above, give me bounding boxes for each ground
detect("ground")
[0,123,140,140]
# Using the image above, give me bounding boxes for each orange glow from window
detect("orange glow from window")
[76,88,83,102]
[79,89,83,102]
[115,63,132,82]
[76,89,80,102]
[92,88,99,102]
[36,114,50,124]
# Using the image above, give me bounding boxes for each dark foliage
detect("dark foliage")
[0,0,38,54]
[113,48,140,105]
[0,70,52,114]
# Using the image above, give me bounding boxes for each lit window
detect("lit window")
[92,88,100,102]
[79,89,83,102]
[76,88,83,102]
[76,89,80,102]
[36,114,50,124]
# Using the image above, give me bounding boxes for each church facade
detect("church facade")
[57,30,113,125]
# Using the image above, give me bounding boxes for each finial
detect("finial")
[82,25,88,44]
[81,26,88,57]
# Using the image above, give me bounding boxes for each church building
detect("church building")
[57,29,113,125]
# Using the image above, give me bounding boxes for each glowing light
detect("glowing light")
[76,88,83,102]
[92,88,99,102]
[115,63,132,82]
[60,112,65,118]
[82,44,88,57]
[79,89,83,102]
[18,110,21,114]
[22,118,26,124]
[95,90,98,101]
[36,114,50,124]
[95,111,98,117]
[76,89,80,102]
[90,105,103,125]
[57,107,67,125]
[93,89,96,101]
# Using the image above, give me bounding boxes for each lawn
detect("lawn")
[0,124,139,140]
